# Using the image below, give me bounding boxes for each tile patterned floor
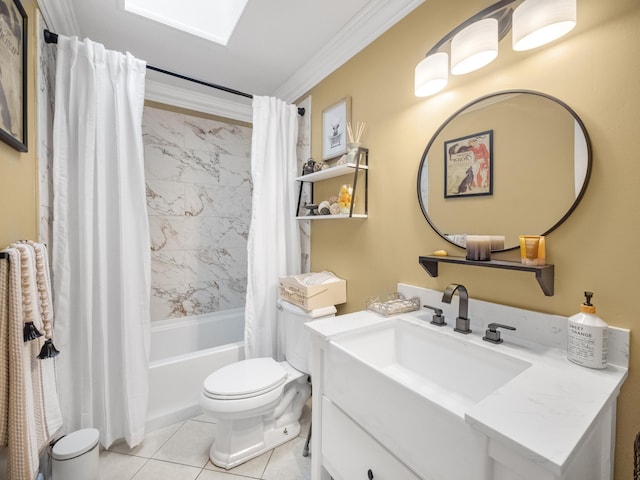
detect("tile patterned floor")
[99,402,311,480]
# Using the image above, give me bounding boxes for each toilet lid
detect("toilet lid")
[52,428,100,461]
[203,358,287,399]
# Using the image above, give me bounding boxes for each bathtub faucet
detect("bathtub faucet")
[442,283,471,334]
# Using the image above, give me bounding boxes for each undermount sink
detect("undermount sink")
[330,316,531,416]
[323,316,532,479]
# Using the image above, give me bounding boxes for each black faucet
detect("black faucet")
[442,283,471,334]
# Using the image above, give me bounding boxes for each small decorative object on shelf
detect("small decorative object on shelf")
[303,204,319,215]
[338,184,354,214]
[347,121,366,145]
[314,161,329,172]
[302,158,316,175]
[345,121,366,163]
[318,201,331,215]
[490,235,505,250]
[519,235,545,265]
[466,235,492,261]
[366,292,421,316]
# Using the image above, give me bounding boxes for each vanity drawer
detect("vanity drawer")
[321,396,423,480]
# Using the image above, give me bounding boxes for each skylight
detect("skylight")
[123,0,249,46]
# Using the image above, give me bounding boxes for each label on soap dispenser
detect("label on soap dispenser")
[567,315,608,369]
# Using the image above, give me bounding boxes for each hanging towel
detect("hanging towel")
[13,243,62,439]
[0,245,62,480]
[0,253,11,446]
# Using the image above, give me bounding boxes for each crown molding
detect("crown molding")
[36,0,423,117]
[145,80,253,123]
[274,0,425,102]
[37,0,81,35]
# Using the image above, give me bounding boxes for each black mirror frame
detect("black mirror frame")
[417,89,592,252]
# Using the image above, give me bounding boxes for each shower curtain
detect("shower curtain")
[245,96,301,360]
[51,36,150,448]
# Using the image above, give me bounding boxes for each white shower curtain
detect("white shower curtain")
[52,36,150,448]
[245,96,301,360]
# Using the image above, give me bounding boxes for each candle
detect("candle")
[466,235,492,261]
[490,235,505,251]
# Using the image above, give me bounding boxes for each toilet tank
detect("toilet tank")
[280,299,336,374]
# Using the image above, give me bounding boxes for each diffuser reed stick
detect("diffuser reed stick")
[347,121,366,144]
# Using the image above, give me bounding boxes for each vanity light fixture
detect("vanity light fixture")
[414,0,577,97]
[450,18,499,75]
[512,0,577,51]
[414,52,449,97]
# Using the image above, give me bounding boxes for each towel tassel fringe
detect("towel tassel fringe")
[23,322,43,342]
[38,339,60,359]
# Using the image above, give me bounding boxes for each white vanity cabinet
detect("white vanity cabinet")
[321,397,421,480]
[307,287,629,480]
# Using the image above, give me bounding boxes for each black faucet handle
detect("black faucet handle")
[423,305,447,326]
[483,323,516,344]
[487,323,516,332]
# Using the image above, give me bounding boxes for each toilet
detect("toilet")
[200,300,336,469]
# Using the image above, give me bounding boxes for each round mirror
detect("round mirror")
[417,90,592,251]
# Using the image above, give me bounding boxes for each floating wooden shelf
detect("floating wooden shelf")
[418,255,554,296]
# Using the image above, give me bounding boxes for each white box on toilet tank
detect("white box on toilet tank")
[279,272,346,311]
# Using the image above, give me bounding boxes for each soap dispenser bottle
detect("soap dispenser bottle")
[567,291,608,369]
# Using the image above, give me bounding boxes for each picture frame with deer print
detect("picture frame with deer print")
[322,96,351,161]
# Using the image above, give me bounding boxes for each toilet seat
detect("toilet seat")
[203,358,287,400]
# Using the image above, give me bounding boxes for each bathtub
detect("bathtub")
[147,308,245,431]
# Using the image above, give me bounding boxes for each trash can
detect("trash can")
[51,428,99,480]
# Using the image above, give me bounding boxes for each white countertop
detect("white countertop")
[307,306,628,477]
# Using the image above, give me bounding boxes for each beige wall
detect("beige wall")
[307,0,640,477]
[0,0,38,248]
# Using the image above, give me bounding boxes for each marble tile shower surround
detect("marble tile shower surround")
[143,106,253,321]
[296,96,312,274]
[144,102,312,321]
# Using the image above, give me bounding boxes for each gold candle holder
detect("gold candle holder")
[519,235,545,265]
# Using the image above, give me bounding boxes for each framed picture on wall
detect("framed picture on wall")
[322,96,351,161]
[0,0,28,152]
[444,130,493,198]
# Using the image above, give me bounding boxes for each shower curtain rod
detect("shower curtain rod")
[43,29,305,116]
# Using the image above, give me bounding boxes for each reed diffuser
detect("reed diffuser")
[347,121,366,146]
[345,121,366,164]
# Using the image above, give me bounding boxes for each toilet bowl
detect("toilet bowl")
[199,300,336,469]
